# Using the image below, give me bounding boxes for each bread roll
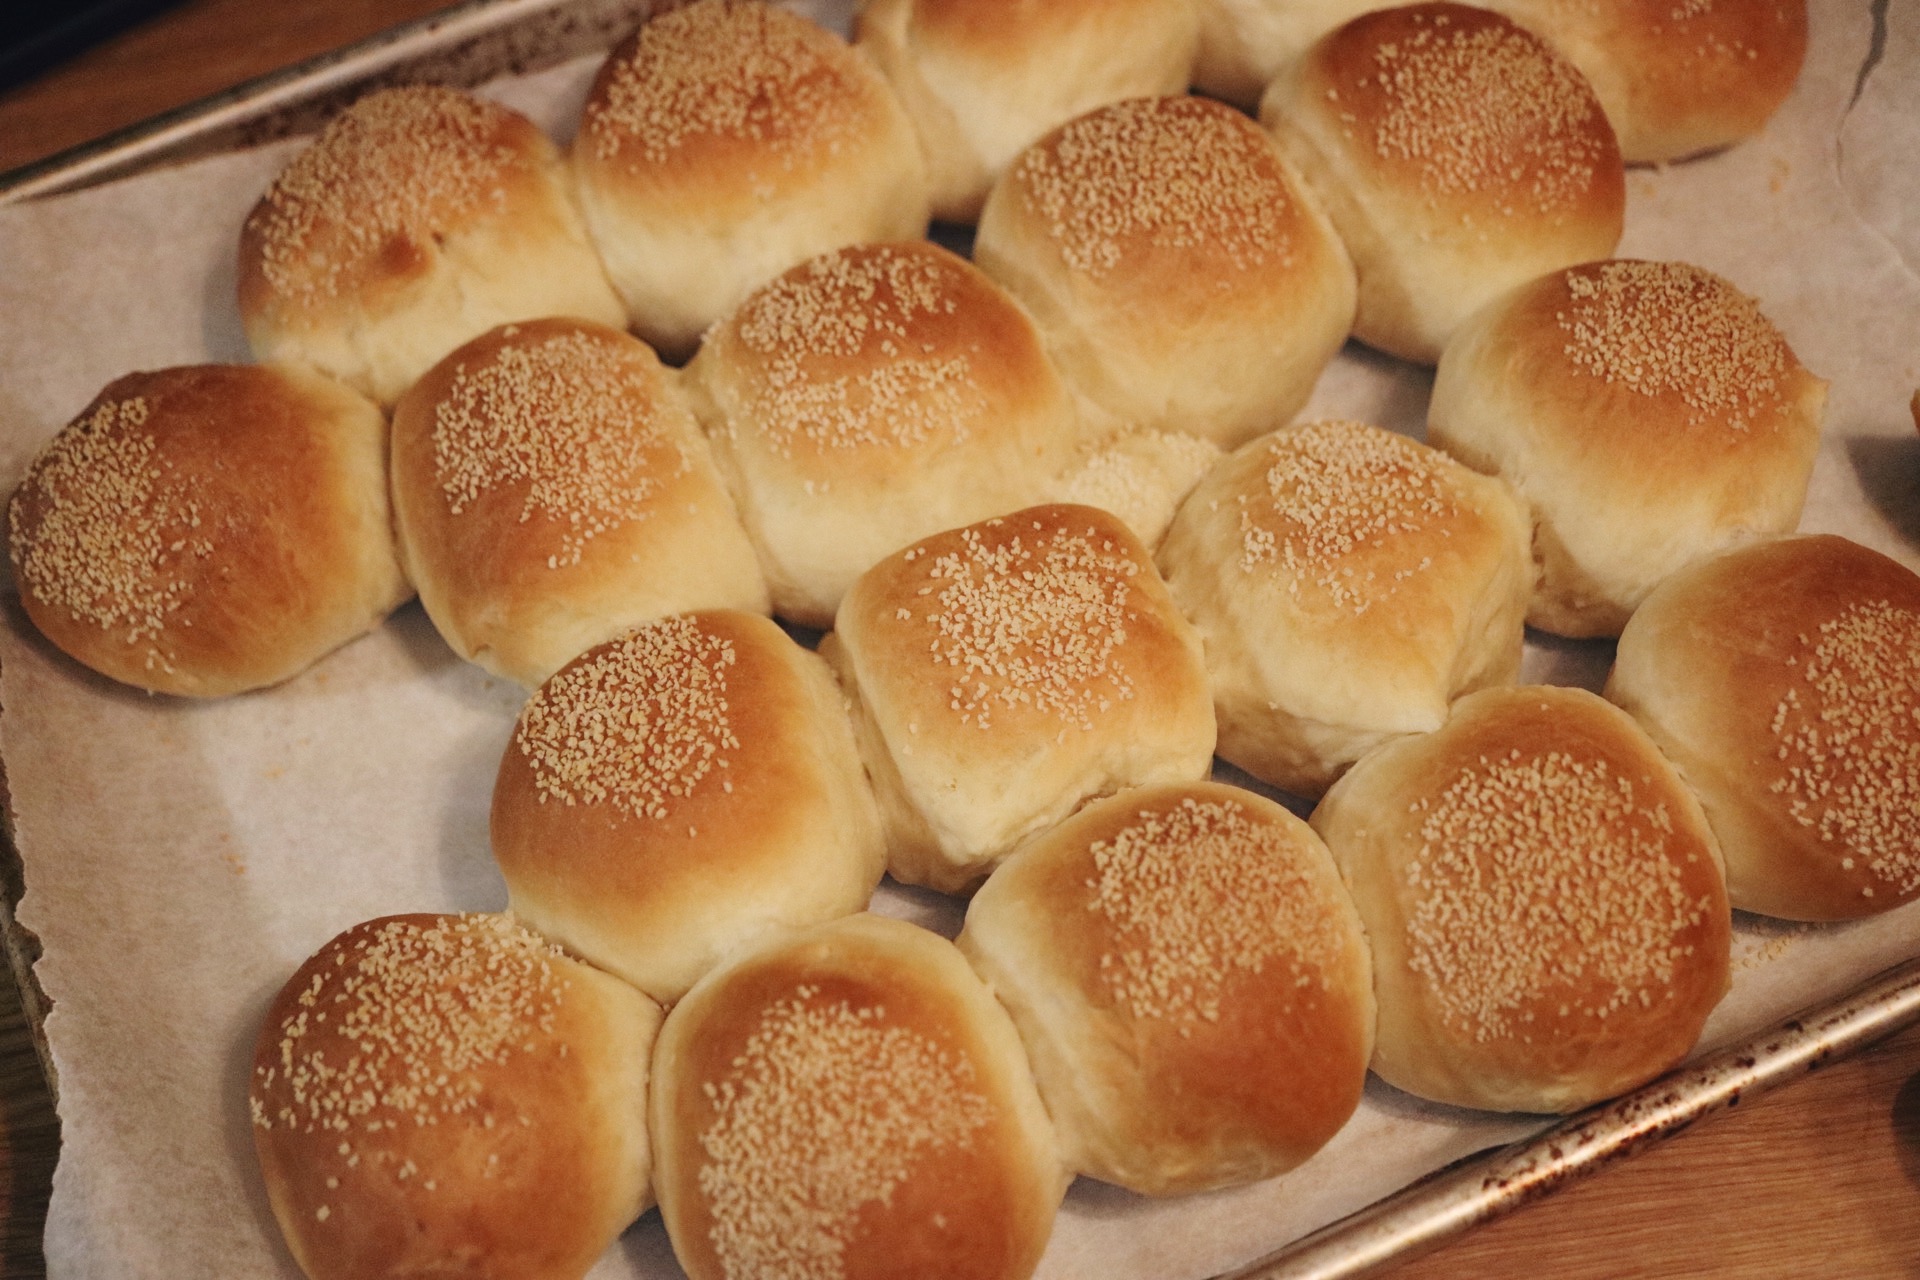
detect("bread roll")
[492,610,885,1003]
[7,362,408,697]
[823,504,1216,893]
[1157,420,1531,798]
[250,913,661,1280]
[1048,425,1223,550]
[1429,259,1827,638]
[1311,685,1732,1113]
[651,912,1067,1280]
[854,0,1199,223]
[1190,0,1392,110]
[1259,3,1624,364]
[1607,535,1920,921]
[975,94,1357,450]
[571,0,931,360]
[1479,0,1808,163]
[238,86,625,406]
[390,317,767,688]
[958,781,1373,1195]
[684,240,1081,628]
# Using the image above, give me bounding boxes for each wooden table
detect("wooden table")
[1,2,1918,1276]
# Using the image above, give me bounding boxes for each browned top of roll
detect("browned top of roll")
[238,86,550,324]
[1303,2,1621,224]
[250,913,658,1280]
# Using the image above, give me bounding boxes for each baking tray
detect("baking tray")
[0,1,1916,1277]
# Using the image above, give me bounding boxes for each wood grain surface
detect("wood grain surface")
[0,2,1917,1278]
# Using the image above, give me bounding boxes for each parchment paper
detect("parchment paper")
[0,2,1915,1277]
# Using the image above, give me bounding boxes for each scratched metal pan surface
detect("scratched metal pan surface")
[2,3,1919,1278]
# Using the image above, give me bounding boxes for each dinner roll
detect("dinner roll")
[958,782,1373,1195]
[1312,685,1732,1114]
[1190,0,1390,110]
[1157,420,1531,798]
[1048,425,1223,550]
[390,317,767,688]
[651,912,1067,1280]
[8,363,408,697]
[823,504,1215,893]
[1607,535,1920,921]
[684,240,1081,628]
[1429,259,1827,638]
[1259,3,1625,364]
[1479,0,1808,163]
[250,913,661,1280]
[238,85,625,406]
[854,0,1199,223]
[492,610,885,1003]
[975,94,1357,450]
[571,0,930,360]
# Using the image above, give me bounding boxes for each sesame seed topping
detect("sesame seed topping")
[1237,421,1461,612]
[1766,598,1920,895]
[251,915,569,1139]
[583,0,863,167]
[1355,10,1606,213]
[1404,746,1711,1043]
[728,246,983,457]
[1558,261,1789,428]
[247,87,522,306]
[1088,796,1346,1030]
[901,518,1144,732]
[696,990,991,1280]
[10,394,213,658]
[430,329,688,566]
[1012,96,1295,278]
[514,616,740,818]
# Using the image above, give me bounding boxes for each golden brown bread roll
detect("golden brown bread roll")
[7,362,409,697]
[237,86,625,406]
[1311,685,1733,1113]
[1429,259,1827,638]
[571,0,931,361]
[958,781,1374,1195]
[1047,425,1223,550]
[854,0,1199,223]
[974,94,1357,450]
[1606,535,1920,921]
[1258,2,1625,364]
[651,912,1067,1280]
[684,240,1082,628]
[250,913,661,1280]
[1478,0,1808,163]
[823,504,1216,893]
[1189,0,1391,110]
[491,610,886,1003]
[389,317,768,688]
[1157,420,1532,798]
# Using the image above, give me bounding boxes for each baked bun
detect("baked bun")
[1311,685,1732,1113]
[822,503,1215,893]
[958,781,1373,1195]
[1190,0,1391,110]
[238,86,625,406]
[390,317,767,688]
[1048,425,1223,550]
[1258,3,1625,364]
[571,0,931,361]
[250,913,661,1280]
[975,95,1357,449]
[1479,0,1808,163]
[684,241,1081,628]
[1157,420,1531,798]
[1606,535,1920,921]
[1429,259,1827,638]
[651,912,1067,1280]
[492,610,885,1003]
[8,363,408,697]
[854,0,1199,223]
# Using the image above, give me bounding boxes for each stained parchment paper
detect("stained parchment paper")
[0,2,1915,1276]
